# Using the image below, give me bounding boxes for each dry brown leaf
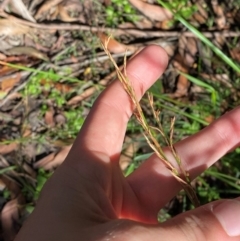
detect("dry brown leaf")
[60,0,92,23]
[0,154,10,167]
[192,2,208,24]
[44,145,72,170]
[129,0,172,21]
[0,52,6,60]
[192,12,207,24]
[212,0,226,29]
[157,19,174,29]
[133,18,154,29]
[171,54,190,98]
[205,115,215,124]
[58,4,79,22]
[55,82,72,93]
[0,177,6,190]
[230,47,240,62]
[70,55,78,63]
[6,46,49,61]
[172,54,189,72]
[196,2,208,20]
[214,35,225,48]
[67,87,96,105]
[178,36,198,67]
[173,74,189,97]
[1,175,22,199]
[22,127,31,137]
[118,22,137,29]
[40,79,72,93]
[1,55,29,63]
[216,12,226,29]
[68,71,115,105]
[61,0,83,11]
[0,73,21,92]
[104,0,111,6]
[1,199,20,241]
[35,0,64,19]
[34,145,72,170]
[34,152,55,169]
[44,108,55,127]
[0,19,29,36]
[0,142,18,154]
[9,0,36,22]
[0,64,16,76]
[161,42,176,57]
[5,92,22,100]
[98,33,135,54]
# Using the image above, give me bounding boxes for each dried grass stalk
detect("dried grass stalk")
[102,37,200,208]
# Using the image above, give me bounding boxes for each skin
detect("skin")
[15,45,240,241]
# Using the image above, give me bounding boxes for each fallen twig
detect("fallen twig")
[0,11,239,38]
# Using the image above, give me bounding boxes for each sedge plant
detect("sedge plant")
[102,37,200,208]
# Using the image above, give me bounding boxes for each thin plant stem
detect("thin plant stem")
[102,37,200,207]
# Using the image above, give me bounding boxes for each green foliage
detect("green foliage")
[163,0,197,19]
[158,209,171,222]
[197,185,220,202]
[124,163,135,176]
[61,109,85,138]
[105,0,138,26]
[23,169,53,214]
[49,88,66,107]
[34,169,53,200]
[3,189,10,199]
[25,74,43,96]
[19,168,52,200]
[24,70,67,108]
[40,107,85,140]
[0,166,16,174]
[180,72,218,105]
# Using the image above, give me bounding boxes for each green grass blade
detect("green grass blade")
[134,152,153,161]
[124,163,135,176]
[177,17,240,73]
[0,166,16,174]
[0,61,83,83]
[205,170,240,190]
[156,102,209,125]
[157,1,240,73]
[180,72,218,105]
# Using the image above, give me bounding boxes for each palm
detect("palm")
[15,45,240,241]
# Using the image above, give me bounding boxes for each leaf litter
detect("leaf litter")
[0,0,239,235]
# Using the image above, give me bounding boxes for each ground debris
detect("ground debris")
[0,0,239,233]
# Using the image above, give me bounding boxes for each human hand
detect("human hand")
[15,45,240,241]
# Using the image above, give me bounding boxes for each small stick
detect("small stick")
[0,10,239,38]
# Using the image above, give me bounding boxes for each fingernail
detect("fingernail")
[213,198,240,237]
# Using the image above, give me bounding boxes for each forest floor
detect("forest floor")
[0,0,240,240]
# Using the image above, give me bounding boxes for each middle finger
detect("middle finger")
[127,107,240,217]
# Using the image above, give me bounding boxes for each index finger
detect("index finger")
[72,45,168,157]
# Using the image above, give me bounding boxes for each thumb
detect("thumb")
[157,198,240,240]
[103,198,240,241]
